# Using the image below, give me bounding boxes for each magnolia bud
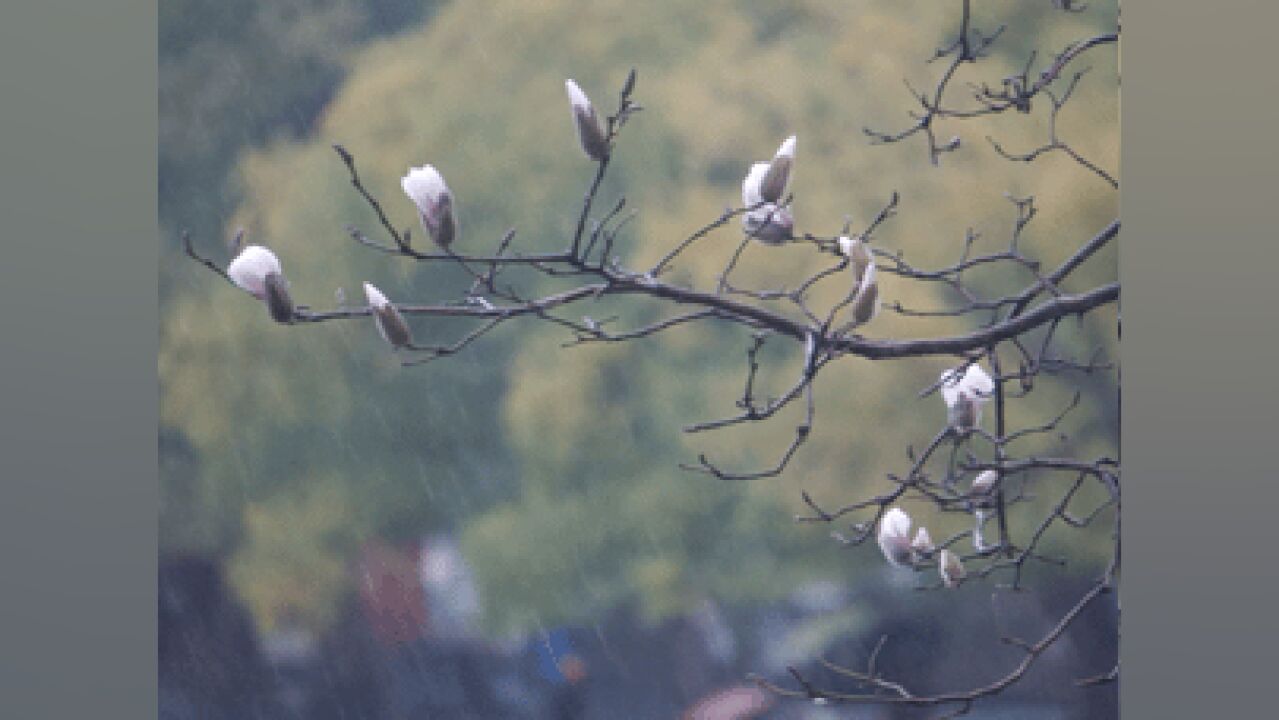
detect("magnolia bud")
[838,234,873,284]
[911,526,934,558]
[226,243,292,322]
[877,507,916,568]
[971,470,998,507]
[940,364,994,431]
[973,509,990,552]
[759,135,796,203]
[962,363,995,399]
[972,469,997,493]
[743,162,769,207]
[363,282,413,349]
[939,549,966,588]
[401,165,458,249]
[565,79,609,161]
[948,391,979,432]
[850,262,880,326]
[741,147,797,245]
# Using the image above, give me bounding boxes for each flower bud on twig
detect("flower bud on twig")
[940,363,994,432]
[742,160,794,245]
[363,282,413,349]
[877,507,916,568]
[227,244,293,323]
[911,526,934,559]
[838,234,873,284]
[759,135,796,203]
[850,261,880,326]
[401,165,457,249]
[565,79,610,161]
[973,508,991,552]
[970,470,998,510]
[939,548,966,588]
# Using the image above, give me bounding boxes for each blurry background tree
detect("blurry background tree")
[162,0,1118,714]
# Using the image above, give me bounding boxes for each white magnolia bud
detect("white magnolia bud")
[742,162,769,208]
[948,391,980,432]
[973,508,990,552]
[972,470,998,497]
[227,244,282,299]
[850,261,880,325]
[759,135,796,203]
[940,363,994,431]
[363,282,413,349]
[940,363,994,404]
[838,234,873,284]
[742,152,795,245]
[911,526,934,557]
[877,507,915,568]
[972,469,998,493]
[227,244,293,323]
[939,549,966,588]
[401,165,458,249]
[564,79,609,161]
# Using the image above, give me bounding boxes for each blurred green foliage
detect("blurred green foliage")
[160,0,1118,635]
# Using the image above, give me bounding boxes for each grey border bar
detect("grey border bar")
[0,2,157,718]
[1123,0,1279,717]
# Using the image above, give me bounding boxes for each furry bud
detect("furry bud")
[226,244,292,323]
[401,165,458,249]
[565,79,610,161]
[939,549,966,588]
[911,526,934,558]
[940,364,994,431]
[850,262,880,326]
[759,135,796,203]
[363,282,413,349]
[877,507,916,568]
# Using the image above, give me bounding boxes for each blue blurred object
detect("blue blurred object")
[532,628,577,684]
